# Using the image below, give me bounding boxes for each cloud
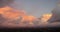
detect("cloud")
[0,0,14,8]
[0,14,7,24]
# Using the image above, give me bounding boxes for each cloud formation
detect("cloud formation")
[0,0,14,8]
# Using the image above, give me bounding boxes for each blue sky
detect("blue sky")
[12,0,57,18]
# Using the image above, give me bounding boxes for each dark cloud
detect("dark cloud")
[0,0,14,8]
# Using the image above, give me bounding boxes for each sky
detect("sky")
[12,0,57,18]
